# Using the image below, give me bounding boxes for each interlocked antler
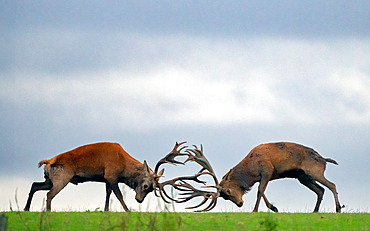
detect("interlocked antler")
[154,142,220,212]
[181,145,220,212]
[154,141,188,174]
[153,141,189,200]
[185,145,215,174]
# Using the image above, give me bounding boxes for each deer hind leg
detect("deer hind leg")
[24,178,53,211]
[104,183,112,211]
[297,173,325,212]
[45,167,73,211]
[254,176,278,212]
[313,175,342,213]
[46,178,70,211]
[107,181,129,212]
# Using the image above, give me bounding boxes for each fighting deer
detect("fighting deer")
[24,142,167,211]
[219,142,343,213]
[25,141,219,212]
[160,142,343,213]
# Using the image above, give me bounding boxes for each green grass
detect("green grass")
[2,211,369,231]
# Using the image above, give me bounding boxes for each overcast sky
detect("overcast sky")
[1,1,369,212]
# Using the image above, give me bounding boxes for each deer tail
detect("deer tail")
[325,158,338,165]
[38,158,56,168]
[38,160,49,168]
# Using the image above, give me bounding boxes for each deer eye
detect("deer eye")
[143,184,149,189]
[226,189,231,195]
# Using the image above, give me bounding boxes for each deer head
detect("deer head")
[134,160,156,203]
[219,169,244,207]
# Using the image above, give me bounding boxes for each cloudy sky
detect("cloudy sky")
[1,1,369,212]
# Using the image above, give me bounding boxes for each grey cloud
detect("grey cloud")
[2,1,369,38]
[2,30,369,77]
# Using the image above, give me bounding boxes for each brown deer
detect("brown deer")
[127,142,343,213]
[219,142,343,213]
[24,142,173,212]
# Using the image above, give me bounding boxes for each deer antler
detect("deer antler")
[177,146,221,212]
[154,141,188,174]
[155,173,206,203]
[185,144,215,174]
[155,142,220,212]
[153,141,189,199]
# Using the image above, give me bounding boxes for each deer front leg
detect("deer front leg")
[24,179,53,211]
[104,184,112,211]
[262,193,278,212]
[253,190,262,212]
[253,176,278,212]
[108,181,130,212]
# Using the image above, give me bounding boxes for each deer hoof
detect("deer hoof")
[269,204,278,213]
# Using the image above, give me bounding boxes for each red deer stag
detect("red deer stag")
[24,142,185,212]
[219,142,343,213]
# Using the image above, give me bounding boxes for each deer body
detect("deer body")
[220,142,342,213]
[24,142,155,211]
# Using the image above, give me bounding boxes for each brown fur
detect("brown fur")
[219,142,343,213]
[24,142,155,212]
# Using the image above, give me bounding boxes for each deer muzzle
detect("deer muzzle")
[135,195,145,203]
[237,200,244,207]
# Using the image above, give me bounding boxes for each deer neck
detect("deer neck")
[232,163,258,193]
[121,161,145,190]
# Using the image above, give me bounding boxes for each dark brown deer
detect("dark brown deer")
[219,142,343,213]
[24,142,172,211]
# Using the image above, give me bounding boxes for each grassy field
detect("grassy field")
[3,211,369,231]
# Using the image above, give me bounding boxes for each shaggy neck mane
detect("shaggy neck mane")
[122,165,144,189]
[232,167,254,194]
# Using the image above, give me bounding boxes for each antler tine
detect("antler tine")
[185,197,208,210]
[154,141,188,174]
[195,144,203,153]
[188,192,218,212]
[155,179,184,203]
[185,146,215,175]
[181,190,219,212]
[155,175,209,204]
[175,141,188,152]
[155,175,205,203]
[157,186,172,203]
[177,189,207,203]
[189,145,203,157]
[198,196,218,212]
[169,174,208,186]
[179,173,207,185]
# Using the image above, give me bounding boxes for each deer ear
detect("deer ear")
[143,160,150,174]
[157,168,164,177]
